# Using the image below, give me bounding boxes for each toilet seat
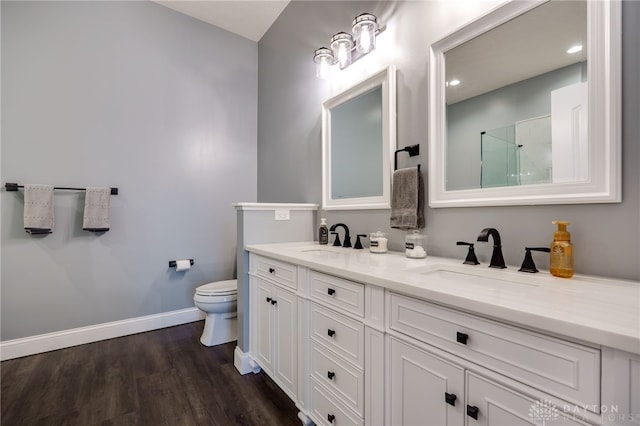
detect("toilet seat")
[195,279,237,297]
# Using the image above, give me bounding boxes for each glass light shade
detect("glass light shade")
[314,47,334,79]
[352,13,378,54]
[330,32,354,69]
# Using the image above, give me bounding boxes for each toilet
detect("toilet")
[193,279,238,346]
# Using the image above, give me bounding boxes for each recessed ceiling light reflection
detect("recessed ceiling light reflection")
[567,45,583,54]
[446,79,461,87]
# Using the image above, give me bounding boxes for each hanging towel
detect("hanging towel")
[24,184,55,234]
[390,167,424,230]
[83,187,111,232]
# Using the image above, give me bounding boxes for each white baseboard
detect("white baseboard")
[0,307,205,361]
[234,345,261,375]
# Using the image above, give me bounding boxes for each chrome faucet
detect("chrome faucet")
[477,227,506,269]
[329,223,351,248]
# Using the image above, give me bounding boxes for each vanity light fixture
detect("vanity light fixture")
[331,32,354,69]
[313,13,384,79]
[352,13,378,54]
[567,44,583,54]
[314,47,334,79]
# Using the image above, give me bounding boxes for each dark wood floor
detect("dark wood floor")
[1,321,300,426]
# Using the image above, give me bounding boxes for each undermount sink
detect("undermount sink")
[414,264,542,288]
[300,248,340,255]
[288,245,344,256]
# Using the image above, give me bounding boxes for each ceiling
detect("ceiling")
[154,0,290,42]
[445,1,587,104]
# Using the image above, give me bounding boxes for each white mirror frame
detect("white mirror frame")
[322,66,397,210]
[428,0,621,208]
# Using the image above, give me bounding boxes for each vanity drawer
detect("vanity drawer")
[253,255,297,290]
[310,378,363,426]
[310,271,364,317]
[310,303,364,368]
[388,292,601,409]
[310,340,364,416]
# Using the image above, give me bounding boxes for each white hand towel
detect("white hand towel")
[24,184,55,234]
[83,187,111,232]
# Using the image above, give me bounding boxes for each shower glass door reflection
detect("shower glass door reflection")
[480,116,552,188]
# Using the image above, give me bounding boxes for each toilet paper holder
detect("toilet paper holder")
[168,259,194,268]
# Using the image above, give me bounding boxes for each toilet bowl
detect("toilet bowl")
[193,279,238,347]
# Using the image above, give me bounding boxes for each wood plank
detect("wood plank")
[1,321,299,425]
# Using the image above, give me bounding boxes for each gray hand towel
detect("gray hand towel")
[83,187,111,232]
[390,167,424,230]
[24,184,55,234]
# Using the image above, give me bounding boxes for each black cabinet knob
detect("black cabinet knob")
[327,288,336,296]
[270,299,277,306]
[268,267,275,273]
[266,297,272,303]
[327,329,336,337]
[467,405,479,420]
[327,371,335,380]
[327,414,335,423]
[456,332,469,345]
[445,392,457,406]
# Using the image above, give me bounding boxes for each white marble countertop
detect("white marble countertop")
[246,241,640,355]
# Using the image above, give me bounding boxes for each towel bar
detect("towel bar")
[394,145,420,172]
[4,183,118,195]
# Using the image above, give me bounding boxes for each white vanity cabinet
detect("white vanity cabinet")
[386,291,601,426]
[250,256,298,400]
[245,245,639,426]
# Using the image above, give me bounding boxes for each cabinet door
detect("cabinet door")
[388,337,464,426]
[274,286,298,398]
[466,372,589,426]
[255,278,274,374]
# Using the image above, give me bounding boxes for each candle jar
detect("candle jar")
[369,230,388,253]
[405,230,427,258]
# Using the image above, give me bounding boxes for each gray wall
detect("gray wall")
[1,1,258,340]
[257,0,640,281]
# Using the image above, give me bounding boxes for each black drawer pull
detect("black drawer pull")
[327,329,336,337]
[456,332,469,345]
[467,405,479,420]
[266,297,272,303]
[327,414,335,423]
[445,392,457,406]
[268,267,275,273]
[327,288,336,296]
[327,371,335,380]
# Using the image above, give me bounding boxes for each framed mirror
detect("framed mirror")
[428,0,621,207]
[322,66,396,210]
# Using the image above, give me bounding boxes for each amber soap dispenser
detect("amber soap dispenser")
[550,221,574,278]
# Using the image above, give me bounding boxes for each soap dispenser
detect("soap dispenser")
[550,221,574,278]
[319,218,329,245]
